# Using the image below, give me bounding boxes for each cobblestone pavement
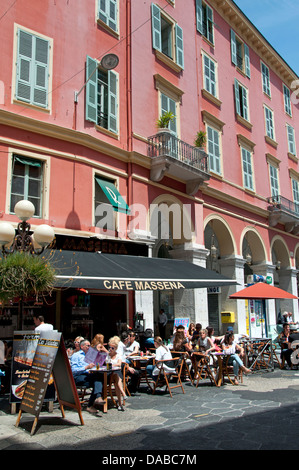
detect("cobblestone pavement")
[0,368,299,451]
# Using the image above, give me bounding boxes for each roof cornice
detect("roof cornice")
[211,0,298,84]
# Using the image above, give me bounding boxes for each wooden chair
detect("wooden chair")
[192,352,218,387]
[152,357,185,398]
[77,385,92,405]
[171,351,193,384]
[221,354,243,385]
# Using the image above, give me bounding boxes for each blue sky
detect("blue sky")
[233,0,299,75]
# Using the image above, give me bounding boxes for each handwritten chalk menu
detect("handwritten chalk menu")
[16,332,84,435]
[20,330,61,416]
[10,331,40,404]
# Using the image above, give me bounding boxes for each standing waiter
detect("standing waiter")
[158,309,168,339]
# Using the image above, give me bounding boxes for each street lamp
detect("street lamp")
[0,200,55,330]
[0,200,55,255]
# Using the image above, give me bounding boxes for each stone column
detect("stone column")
[219,256,246,334]
[277,267,299,322]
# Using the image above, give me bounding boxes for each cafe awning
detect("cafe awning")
[47,250,238,291]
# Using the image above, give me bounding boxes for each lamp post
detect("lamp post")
[0,200,55,329]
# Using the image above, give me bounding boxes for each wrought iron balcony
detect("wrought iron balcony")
[148,131,210,195]
[267,195,299,234]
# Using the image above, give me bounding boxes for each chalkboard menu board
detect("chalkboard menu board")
[20,330,61,416]
[16,331,84,435]
[10,331,40,404]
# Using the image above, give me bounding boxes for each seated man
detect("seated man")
[125,332,140,357]
[70,339,103,413]
[117,331,141,394]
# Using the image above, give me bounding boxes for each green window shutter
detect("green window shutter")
[108,70,118,133]
[244,44,250,78]
[95,176,130,214]
[241,86,248,120]
[175,24,184,69]
[98,0,117,32]
[151,3,161,51]
[269,165,279,197]
[16,30,33,103]
[287,125,296,155]
[33,37,49,107]
[196,0,203,34]
[234,79,240,115]
[206,5,214,44]
[231,30,237,66]
[85,55,98,124]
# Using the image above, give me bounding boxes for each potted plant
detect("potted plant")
[156,111,175,131]
[194,130,207,149]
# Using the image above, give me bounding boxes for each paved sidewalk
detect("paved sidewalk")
[1,368,299,451]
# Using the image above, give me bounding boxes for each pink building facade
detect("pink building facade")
[0,0,298,339]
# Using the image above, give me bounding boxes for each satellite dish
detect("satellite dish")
[100,54,119,70]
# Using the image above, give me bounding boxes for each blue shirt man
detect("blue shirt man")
[70,339,103,413]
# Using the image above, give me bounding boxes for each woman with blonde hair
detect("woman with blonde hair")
[106,336,126,411]
[91,333,108,353]
[146,336,175,378]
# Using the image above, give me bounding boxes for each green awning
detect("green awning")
[14,156,41,167]
[95,177,130,214]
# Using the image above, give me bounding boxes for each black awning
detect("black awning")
[47,250,238,291]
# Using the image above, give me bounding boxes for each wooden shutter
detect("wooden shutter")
[241,86,248,120]
[287,125,296,155]
[231,30,237,66]
[196,0,203,34]
[33,36,49,107]
[85,55,98,123]
[16,30,33,103]
[175,24,184,69]
[244,44,251,78]
[206,6,214,44]
[234,79,241,115]
[151,3,161,51]
[108,70,118,133]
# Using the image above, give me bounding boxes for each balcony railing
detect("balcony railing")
[148,131,209,173]
[267,195,299,216]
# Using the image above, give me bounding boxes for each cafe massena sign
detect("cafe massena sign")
[102,279,185,291]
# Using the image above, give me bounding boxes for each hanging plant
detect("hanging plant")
[0,252,56,303]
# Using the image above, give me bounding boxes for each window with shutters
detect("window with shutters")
[292,179,299,214]
[269,164,279,197]
[196,0,214,45]
[264,105,275,142]
[207,125,221,175]
[231,29,250,78]
[85,55,118,134]
[234,79,250,124]
[283,84,292,116]
[97,0,118,35]
[241,147,254,191]
[14,27,51,109]
[151,3,184,72]
[202,52,218,99]
[261,62,271,97]
[10,155,43,217]
[287,124,296,156]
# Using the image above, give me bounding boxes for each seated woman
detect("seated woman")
[196,328,216,355]
[91,333,108,353]
[106,336,126,411]
[206,326,223,351]
[221,332,252,385]
[146,336,176,380]
[187,323,196,342]
[173,330,192,371]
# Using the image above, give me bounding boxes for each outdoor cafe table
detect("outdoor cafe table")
[128,355,155,390]
[89,365,121,412]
